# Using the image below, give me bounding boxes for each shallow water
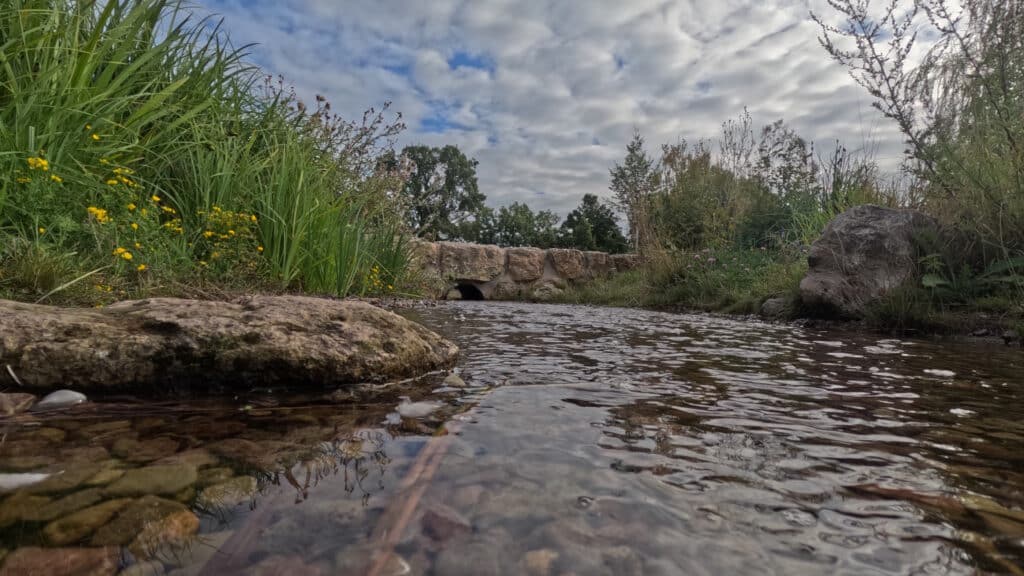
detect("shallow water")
[1,301,1022,575]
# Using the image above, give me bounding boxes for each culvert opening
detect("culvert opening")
[452,283,485,300]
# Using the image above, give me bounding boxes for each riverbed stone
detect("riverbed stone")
[33,489,104,523]
[799,205,940,317]
[196,467,235,487]
[43,498,133,545]
[155,448,218,469]
[0,296,459,393]
[759,297,792,319]
[421,503,471,542]
[112,437,182,464]
[0,393,36,416]
[23,463,103,494]
[85,469,125,487]
[91,496,191,547]
[523,548,559,576]
[0,455,55,471]
[506,247,545,282]
[195,476,257,510]
[0,546,119,576]
[104,464,197,497]
[129,508,200,560]
[0,492,52,528]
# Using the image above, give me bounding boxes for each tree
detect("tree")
[610,130,656,253]
[559,194,628,253]
[493,202,559,247]
[400,145,486,240]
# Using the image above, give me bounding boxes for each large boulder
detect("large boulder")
[505,247,545,282]
[583,251,612,278]
[799,205,939,317]
[437,242,505,282]
[546,249,585,280]
[0,296,458,393]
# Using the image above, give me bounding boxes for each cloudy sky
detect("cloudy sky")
[195,0,907,217]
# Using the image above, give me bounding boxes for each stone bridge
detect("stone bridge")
[412,241,639,300]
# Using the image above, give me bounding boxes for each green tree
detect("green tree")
[610,130,656,253]
[400,145,485,240]
[493,202,559,247]
[559,194,628,253]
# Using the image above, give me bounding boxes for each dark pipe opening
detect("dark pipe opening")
[454,283,485,301]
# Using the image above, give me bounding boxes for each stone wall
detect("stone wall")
[411,240,639,300]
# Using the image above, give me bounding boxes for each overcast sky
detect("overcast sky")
[195,0,908,217]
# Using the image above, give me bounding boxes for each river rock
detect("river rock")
[421,503,471,542]
[91,496,193,547]
[43,498,133,546]
[0,546,119,576]
[0,492,51,528]
[523,549,559,576]
[442,373,467,387]
[506,248,545,282]
[33,489,104,523]
[104,464,197,497]
[112,437,182,464]
[438,242,505,282]
[195,476,257,510]
[24,463,103,494]
[759,297,791,319]
[0,296,458,393]
[129,508,200,560]
[30,390,86,411]
[798,205,940,318]
[0,392,35,416]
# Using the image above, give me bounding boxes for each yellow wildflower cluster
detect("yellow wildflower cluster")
[26,157,49,171]
[195,205,262,272]
[365,265,395,293]
[112,247,134,261]
[87,206,111,224]
[105,166,140,189]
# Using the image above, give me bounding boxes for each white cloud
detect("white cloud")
[197,0,911,216]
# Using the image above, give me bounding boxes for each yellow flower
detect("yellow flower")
[130,222,139,230]
[203,230,214,238]
[250,215,258,222]
[257,245,264,253]
[99,158,110,165]
[199,260,208,267]
[113,167,134,175]
[136,264,147,271]
[121,252,133,261]
[87,206,111,224]
[85,124,92,130]
[228,229,235,236]
[140,208,148,216]
[211,251,221,259]
[127,203,137,211]
[26,157,49,171]
[387,284,394,291]
[151,195,161,202]
[38,227,46,234]
[91,134,100,141]
[16,176,31,184]
[106,179,119,186]
[113,247,127,255]
[134,242,142,249]
[50,174,63,183]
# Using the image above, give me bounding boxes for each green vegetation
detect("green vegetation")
[564,0,1024,334]
[0,0,410,305]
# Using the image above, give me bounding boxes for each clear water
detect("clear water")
[1,301,1022,575]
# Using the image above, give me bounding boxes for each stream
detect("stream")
[1,301,1022,575]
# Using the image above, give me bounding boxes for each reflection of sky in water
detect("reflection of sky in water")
[0,301,1021,575]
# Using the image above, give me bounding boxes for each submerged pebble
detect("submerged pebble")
[30,389,87,412]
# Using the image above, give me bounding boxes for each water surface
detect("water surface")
[1,302,1022,575]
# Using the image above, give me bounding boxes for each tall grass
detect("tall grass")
[0,0,411,304]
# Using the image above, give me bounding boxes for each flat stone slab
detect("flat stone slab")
[0,296,458,393]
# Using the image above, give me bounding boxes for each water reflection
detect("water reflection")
[0,301,1021,575]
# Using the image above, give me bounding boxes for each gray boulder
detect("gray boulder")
[0,295,458,393]
[799,205,939,317]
